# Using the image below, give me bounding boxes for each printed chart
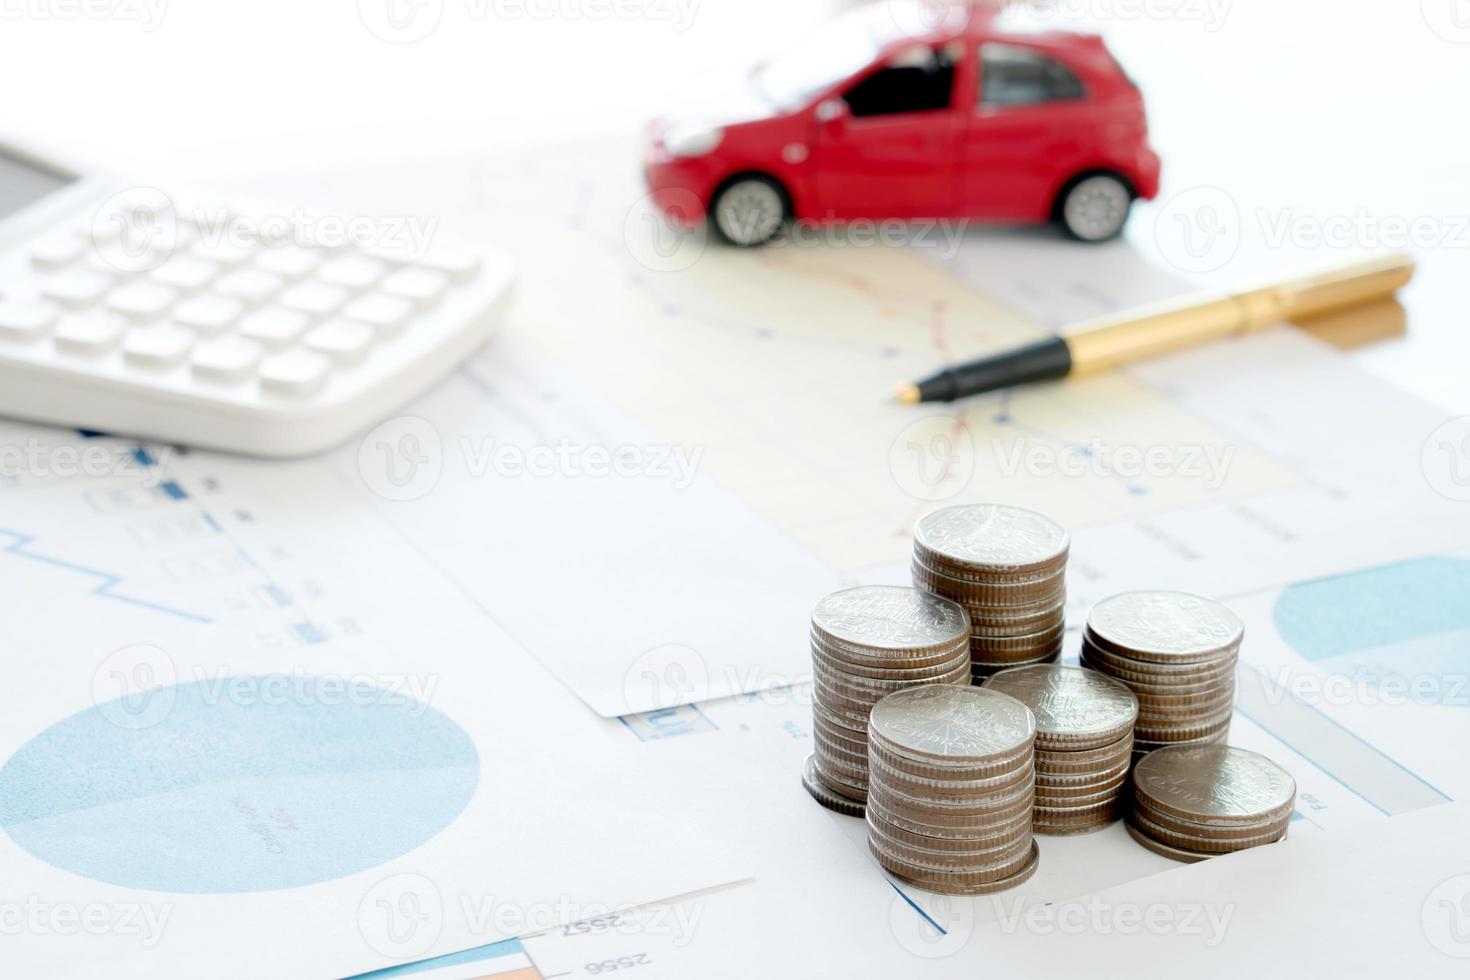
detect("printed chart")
[0,675,478,893]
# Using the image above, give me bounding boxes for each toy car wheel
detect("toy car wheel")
[710,176,788,247]
[1059,174,1133,242]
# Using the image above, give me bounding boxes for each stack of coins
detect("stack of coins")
[1128,745,1296,862]
[864,684,1040,895]
[983,664,1138,835]
[911,505,1069,680]
[1078,591,1242,756]
[803,586,972,816]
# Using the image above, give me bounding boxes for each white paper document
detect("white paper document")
[0,445,759,979]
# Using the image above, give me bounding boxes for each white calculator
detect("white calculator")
[0,142,515,457]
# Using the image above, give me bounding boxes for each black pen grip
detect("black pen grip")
[917,337,1073,402]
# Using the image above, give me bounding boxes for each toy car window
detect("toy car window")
[842,45,957,118]
[980,43,1085,107]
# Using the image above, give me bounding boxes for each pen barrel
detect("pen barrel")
[1264,252,1416,322]
[1063,295,1252,374]
[1064,253,1415,375]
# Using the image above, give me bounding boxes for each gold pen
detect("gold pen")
[896,253,1416,404]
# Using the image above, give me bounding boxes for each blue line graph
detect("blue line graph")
[890,882,947,936]
[0,529,212,623]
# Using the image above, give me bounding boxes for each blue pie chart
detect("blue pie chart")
[0,676,479,893]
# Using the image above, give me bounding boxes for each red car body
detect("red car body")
[645,6,1160,241]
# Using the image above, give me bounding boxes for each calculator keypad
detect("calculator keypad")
[1,216,488,401]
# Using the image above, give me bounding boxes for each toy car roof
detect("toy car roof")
[887,2,1105,54]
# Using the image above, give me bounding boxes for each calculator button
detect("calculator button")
[363,243,419,266]
[418,247,481,282]
[177,204,235,236]
[0,299,59,342]
[84,237,178,276]
[304,318,374,363]
[174,295,244,334]
[214,268,285,305]
[239,307,311,348]
[55,311,127,355]
[106,281,179,320]
[317,255,386,290]
[343,293,412,335]
[39,269,113,308]
[81,251,130,277]
[30,235,86,269]
[381,267,449,306]
[280,281,348,317]
[151,255,219,292]
[259,348,331,397]
[191,335,263,382]
[81,218,121,245]
[254,246,321,279]
[122,323,194,369]
[189,238,256,266]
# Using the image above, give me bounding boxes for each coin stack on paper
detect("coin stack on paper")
[863,684,1040,895]
[910,504,1069,680]
[1078,591,1242,756]
[1127,744,1296,862]
[984,664,1138,835]
[803,586,972,816]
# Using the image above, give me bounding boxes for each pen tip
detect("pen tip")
[895,384,921,406]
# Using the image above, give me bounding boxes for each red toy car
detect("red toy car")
[645,3,1160,246]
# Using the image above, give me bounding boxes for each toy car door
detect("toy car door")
[813,43,964,220]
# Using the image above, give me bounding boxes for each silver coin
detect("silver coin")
[1086,591,1244,663]
[812,631,969,671]
[1132,709,1235,743]
[810,641,969,681]
[866,796,1035,841]
[872,840,1041,895]
[983,664,1139,750]
[1035,756,1131,790]
[1080,635,1238,674]
[1033,798,1126,825]
[801,755,865,817]
[1132,797,1293,840]
[868,751,1034,801]
[971,649,1061,678]
[1132,744,1296,824]
[869,829,1034,875]
[1034,781,1129,808]
[1131,728,1229,757]
[1034,815,1117,836]
[914,505,1069,574]
[869,684,1036,763]
[867,769,1035,814]
[913,560,1067,607]
[1035,736,1133,776]
[970,621,1067,653]
[814,735,868,773]
[969,601,1069,638]
[813,659,971,696]
[812,586,971,653]
[812,699,868,736]
[869,734,1034,781]
[814,755,869,801]
[1126,818,1287,864]
[1125,819,1208,863]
